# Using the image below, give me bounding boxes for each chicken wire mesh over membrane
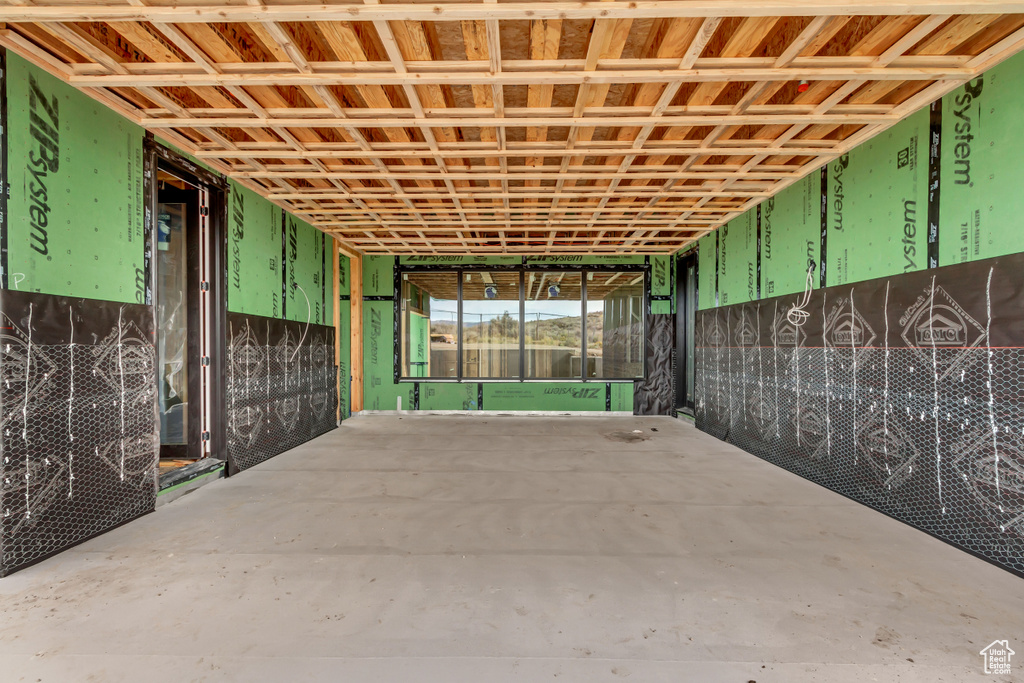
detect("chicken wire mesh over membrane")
[226,313,337,473]
[696,255,1024,576]
[0,293,339,575]
[0,292,157,575]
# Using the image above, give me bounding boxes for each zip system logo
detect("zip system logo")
[830,155,850,233]
[405,255,472,263]
[231,191,245,293]
[902,199,919,272]
[762,198,775,294]
[542,387,601,400]
[26,74,61,257]
[652,256,667,293]
[952,77,985,188]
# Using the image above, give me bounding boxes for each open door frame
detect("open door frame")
[144,137,228,462]
[675,250,698,415]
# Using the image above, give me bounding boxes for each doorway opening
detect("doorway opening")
[148,149,228,488]
[675,252,697,415]
[156,169,204,476]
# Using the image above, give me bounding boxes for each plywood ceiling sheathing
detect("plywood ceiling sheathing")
[2,2,1023,255]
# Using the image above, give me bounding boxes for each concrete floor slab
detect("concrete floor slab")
[0,416,1021,682]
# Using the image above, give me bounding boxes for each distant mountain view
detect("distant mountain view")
[429,311,607,348]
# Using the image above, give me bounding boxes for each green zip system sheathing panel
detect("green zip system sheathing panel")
[940,61,1024,265]
[717,211,757,306]
[650,254,671,315]
[363,254,394,297]
[484,383,606,411]
[338,254,351,419]
[827,109,929,286]
[761,174,821,299]
[363,300,414,411]
[283,214,326,325]
[400,255,519,266]
[419,382,478,411]
[525,255,645,265]
[7,53,144,303]
[227,180,282,318]
[338,300,351,419]
[697,232,717,311]
[338,252,351,296]
[684,51,1024,313]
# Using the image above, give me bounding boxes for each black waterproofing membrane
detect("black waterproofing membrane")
[635,312,676,415]
[0,289,157,576]
[696,252,1024,575]
[226,311,337,473]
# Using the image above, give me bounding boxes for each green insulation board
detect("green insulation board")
[363,300,414,411]
[826,109,928,286]
[363,255,394,296]
[524,255,645,265]
[227,180,282,318]
[761,173,820,298]
[717,211,757,306]
[419,382,479,411]
[338,302,351,419]
[414,381,629,411]
[283,214,326,324]
[610,382,633,412]
[697,233,717,310]
[400,255,519,265]
[338,253,350,296]
[650,255,670,297]
[338,254,350,418]
[406,312,429,378]
[651,250,675,315]
[399,255,645,266]
[6,53,144,302]
[939,53,1024,265]
[483,383,609,411]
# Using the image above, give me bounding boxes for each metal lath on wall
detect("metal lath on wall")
[225,313,337,473]
[695,252,1024,576]
[0,291,157,576]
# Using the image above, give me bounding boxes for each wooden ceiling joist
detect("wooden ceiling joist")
[1,1,1023,255]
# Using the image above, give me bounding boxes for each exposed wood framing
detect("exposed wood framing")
[349,253,363,413]
[332,242,342,423]
[1,2,1023,254]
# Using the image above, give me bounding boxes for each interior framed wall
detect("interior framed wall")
[0,51,157,575]
[692,49,1024,578]
[357,254,677,414]
[395,262,650,384]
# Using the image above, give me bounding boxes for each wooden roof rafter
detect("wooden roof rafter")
[1,1,1023,255]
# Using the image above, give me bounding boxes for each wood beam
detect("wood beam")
[2,2,1024,23]
[349,254,364,414]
